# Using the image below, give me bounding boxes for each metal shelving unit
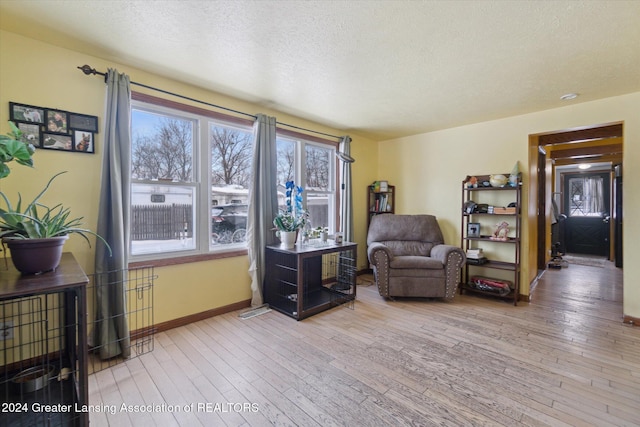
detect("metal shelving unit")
[460,174,522,305]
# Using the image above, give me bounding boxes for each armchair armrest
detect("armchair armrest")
[430,244,466,299]
[367,242,394,265]
[367,242,394,298]
[430,244,465,266]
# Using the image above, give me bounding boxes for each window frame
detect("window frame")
[128,93,341,267]
[129,92,254,266]
[275,128,340,234]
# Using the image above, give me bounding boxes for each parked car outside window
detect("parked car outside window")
[211,203,247,244]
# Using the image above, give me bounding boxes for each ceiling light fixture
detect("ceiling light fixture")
[578,164,591,170]
[560,93,578,101]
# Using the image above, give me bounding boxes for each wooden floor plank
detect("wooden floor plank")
[89,260,640,426]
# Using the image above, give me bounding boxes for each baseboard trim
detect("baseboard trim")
[518,293,531,303]
[153,299,251,333]
[623,315,640,327]
[149,271,368,334]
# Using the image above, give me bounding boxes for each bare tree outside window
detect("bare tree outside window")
[305,144,330,190]
[210,126,252,187]
[276,138,295,187]
[132,115,193,181]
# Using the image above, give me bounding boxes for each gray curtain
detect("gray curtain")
[94,69,131,359]
[247,114,278,306]
[339,136,354,242]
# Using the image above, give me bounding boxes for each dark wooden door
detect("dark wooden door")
[563,172,610,256]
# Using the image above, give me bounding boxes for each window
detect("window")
[276,134,337,233]
[209,122,253,246]
[130,93,337,261]
[131,108,197,256]
[567,175,605,217]
[130,96,253,260]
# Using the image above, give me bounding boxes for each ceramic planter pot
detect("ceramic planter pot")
[279,231,297,249]
[3,235,69,274]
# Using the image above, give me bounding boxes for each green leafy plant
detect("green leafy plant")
[0,171,112,254]
[0,121,36,179]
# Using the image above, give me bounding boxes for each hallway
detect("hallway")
[533,258,623,323]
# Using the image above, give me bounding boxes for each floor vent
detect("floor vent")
[238,304,272,320]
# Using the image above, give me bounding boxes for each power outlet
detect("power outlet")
[0,320,14,341]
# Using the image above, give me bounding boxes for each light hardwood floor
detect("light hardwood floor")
[89,260,639,426]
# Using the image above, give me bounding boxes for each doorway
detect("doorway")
[527,123,623,293]
[562,171,610,257]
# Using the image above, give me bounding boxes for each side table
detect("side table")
[0,253,89,426]
[264,242,357,320]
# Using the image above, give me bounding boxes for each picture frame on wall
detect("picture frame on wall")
[73,131,94,153]
[69,113,98,133]
[42,133,72,151]
[45,109,69,134]
[17,122,42,147]
[467,222,481,238]
[9,102,45,125]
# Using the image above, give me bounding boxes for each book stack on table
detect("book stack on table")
[466,249,488,265]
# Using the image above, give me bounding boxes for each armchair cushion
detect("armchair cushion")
[390,255,443,270]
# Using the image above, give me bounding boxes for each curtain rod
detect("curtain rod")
[77,65,342,140]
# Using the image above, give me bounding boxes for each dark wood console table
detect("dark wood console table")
[264,242,357,320]
[0,253,89,426]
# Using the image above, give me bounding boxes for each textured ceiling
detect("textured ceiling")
[1,0,639,140]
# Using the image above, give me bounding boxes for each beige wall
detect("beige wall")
[3,28,637,321]
[379,92,640,318]
[0,30,377,323]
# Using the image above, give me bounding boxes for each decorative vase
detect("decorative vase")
[279,231,297,249]
[489,174,508,187]
[2,235,69,274]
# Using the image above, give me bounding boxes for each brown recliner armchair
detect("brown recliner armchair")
[367,214,465,299]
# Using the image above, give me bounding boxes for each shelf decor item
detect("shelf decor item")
[490,221,510,240]
[489,174,508,187]
[509,161,520,187]
[467,222,481,238]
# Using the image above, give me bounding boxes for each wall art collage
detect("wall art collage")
[9,102,98,154]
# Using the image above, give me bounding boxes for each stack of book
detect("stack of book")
[466,249,488,265]
[372,194,392,212]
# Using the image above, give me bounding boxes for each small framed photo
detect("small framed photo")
[69,113,99,133]
[45,109,69,134]
[17,123,41,146]
[73,131,94,153]
[42,133,72,151]
[9,102,45,124]
[467,222,481,238]
[379,180,389,192]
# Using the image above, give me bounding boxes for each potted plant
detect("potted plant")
[0,122,111,274]
[273,180,308,248]
[0,171,112,274]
